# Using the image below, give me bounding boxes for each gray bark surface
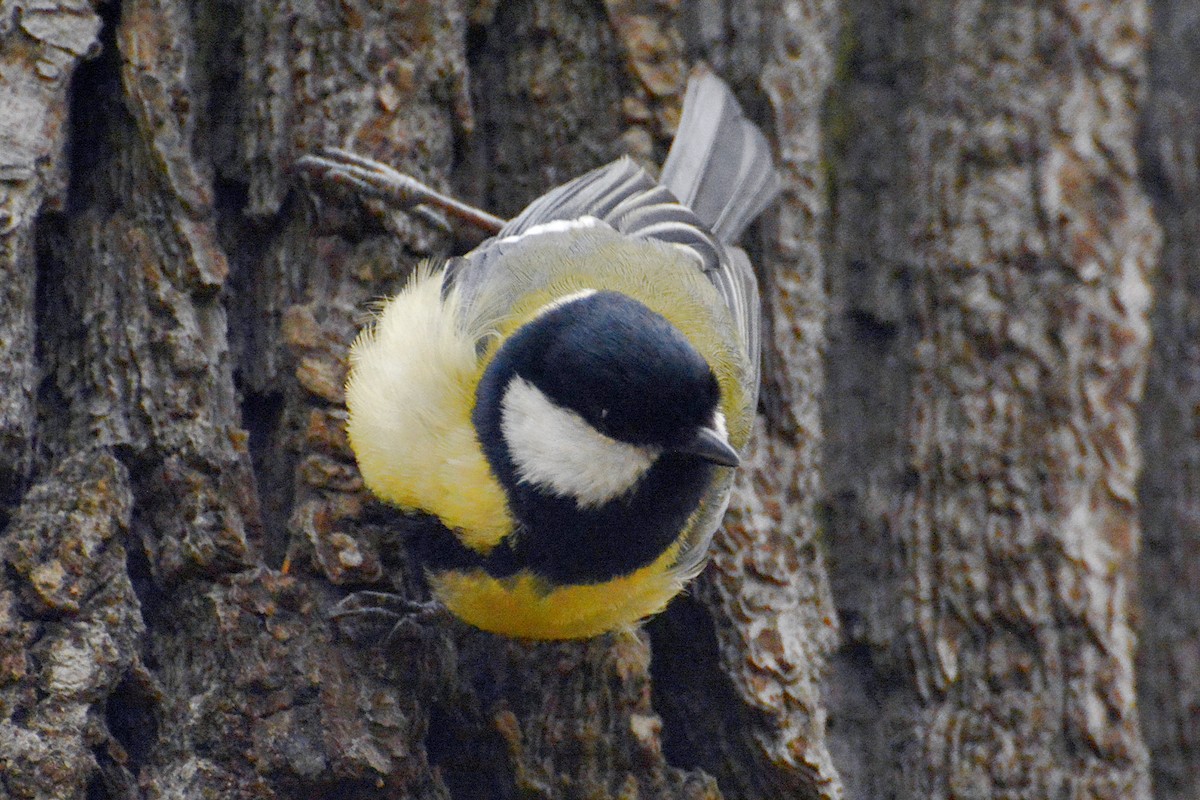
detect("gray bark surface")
[0,1,1189,799]
[1137,1,1200,797]
[824,1,1158,798]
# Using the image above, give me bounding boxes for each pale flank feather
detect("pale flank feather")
[345,266,512,552]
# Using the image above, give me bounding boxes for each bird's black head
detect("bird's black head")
[469,290,738,585]
[512,291,719,446]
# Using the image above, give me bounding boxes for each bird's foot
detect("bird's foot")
[329,591,449,646]
[295,148,505,233]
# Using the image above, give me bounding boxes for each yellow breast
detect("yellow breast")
[427,543,684,639]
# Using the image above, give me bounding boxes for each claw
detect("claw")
[296,148,506,234]
[329,591,449,645]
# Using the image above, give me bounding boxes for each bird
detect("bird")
[298,68,779,640]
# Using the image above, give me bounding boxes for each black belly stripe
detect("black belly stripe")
[500,454,712,584]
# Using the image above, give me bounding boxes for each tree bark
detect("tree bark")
[824,1,1157,798]
[0,1,1186,800]
[1137,1,1200,797]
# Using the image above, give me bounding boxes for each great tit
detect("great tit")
[305,70,779,639]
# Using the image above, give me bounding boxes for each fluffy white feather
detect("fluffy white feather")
[344,266,511,551]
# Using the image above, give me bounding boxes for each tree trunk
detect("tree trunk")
[824,2,1159,799]
[0,2,1187,800]
[1137,1,1200,798]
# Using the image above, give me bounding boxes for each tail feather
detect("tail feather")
[660,69,780,243]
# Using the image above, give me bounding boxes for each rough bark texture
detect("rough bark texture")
[1137,0,1200,797]
[824,1,1158,799]
[0,1,1186,799]
[0,2,101,501]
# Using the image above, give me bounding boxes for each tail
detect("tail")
[659,69,780,243]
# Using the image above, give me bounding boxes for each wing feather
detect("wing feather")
[446,69,776,408]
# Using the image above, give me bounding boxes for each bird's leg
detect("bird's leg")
[296,148,506,234]
[329,590,451,646]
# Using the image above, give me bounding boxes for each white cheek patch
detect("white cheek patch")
[500,377,660,508]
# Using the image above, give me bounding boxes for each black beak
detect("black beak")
[672,426,740,467]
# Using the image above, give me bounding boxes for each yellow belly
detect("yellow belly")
[427,544,684,639]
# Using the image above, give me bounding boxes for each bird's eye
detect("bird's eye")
[600,408,609,419]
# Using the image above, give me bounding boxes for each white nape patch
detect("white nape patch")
[501,377,659,508]
[530,288,598,319]
[496,216,604,245]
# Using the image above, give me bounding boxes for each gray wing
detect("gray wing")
[446,70,778,395]
[442,158,746,354]
[444,157,725,298]
[660,69,780,243]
